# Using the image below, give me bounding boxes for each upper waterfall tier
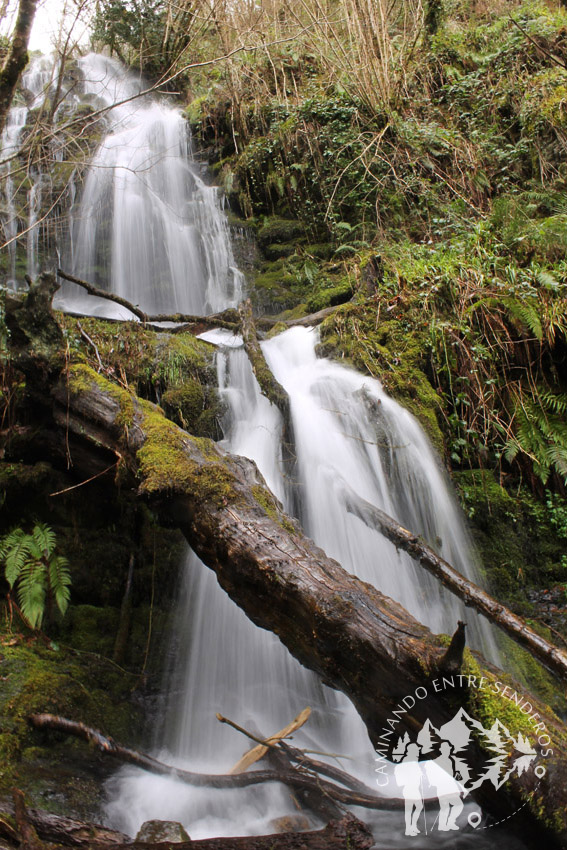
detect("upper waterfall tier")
[61,53,243,316]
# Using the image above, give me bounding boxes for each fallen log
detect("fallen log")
[55,269,335,332]
[0,797,130,848]
[6,276,567,846]
[343,484,567,683]
[56,269,240,330]
[0,802,372,850]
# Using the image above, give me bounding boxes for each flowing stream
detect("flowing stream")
[6,53,528,848]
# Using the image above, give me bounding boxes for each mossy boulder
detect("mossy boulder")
[136,820,191,842]
[256,217,306,247]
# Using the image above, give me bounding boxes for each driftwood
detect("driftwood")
[56,269,240,330]
[218,713,377,798]
[26,714,402,812]
[55,269,336,332]
[5,276,567,845]
[227,707,311,774]
[344,485,567,683]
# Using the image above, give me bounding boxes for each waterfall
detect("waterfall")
[105,325,501,841]
[1,55,56,286]
[11,53,517,845]
[58,54,243,316]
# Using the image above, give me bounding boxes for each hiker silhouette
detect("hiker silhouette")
[394,743,424,836]
[424,741,465,831]
[394,740,465,835]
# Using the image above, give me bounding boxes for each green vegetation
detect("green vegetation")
[183,0,567,496]
[0,524,71,630]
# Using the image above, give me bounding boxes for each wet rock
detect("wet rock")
[136,819,191,842]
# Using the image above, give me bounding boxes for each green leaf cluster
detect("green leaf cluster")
[0,524,71,629]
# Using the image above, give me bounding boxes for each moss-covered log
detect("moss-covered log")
[5,275,567,846]
[238,298,290,420]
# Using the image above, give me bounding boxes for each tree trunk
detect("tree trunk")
[4,276,567,847]
[0,0,38,136]
[343,484,567,682]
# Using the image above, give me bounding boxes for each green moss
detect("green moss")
[454,470,567,601]
[136,400,236,505]
[0,628,141,813]
[59,605,120,657]
[68,363,135,426]
[462,650,543,740]
[263,241,302,260]
[60,320,219,435]
[252,484,296,534]
[257,217,306,246]
[161,382,205,431]
[250,264,302,312]
[306,278,353,312]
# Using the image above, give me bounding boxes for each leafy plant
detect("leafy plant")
[0,523,71,629]
[505,389,567,485]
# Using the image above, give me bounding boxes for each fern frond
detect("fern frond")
[507,388,567,483]
[503,297,543,341]
[1,532,33,588]
[48,555,71,616]
[17,562,46,629]
[539,389,567,415]
[536,271,562,292]
[32,523,57,558]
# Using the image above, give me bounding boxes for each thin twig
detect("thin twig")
[49,461,120,497]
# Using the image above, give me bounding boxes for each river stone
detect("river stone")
[135,820,191,842]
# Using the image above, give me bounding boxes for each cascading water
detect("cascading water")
[59,54,243,316]
[16,52,525,846]
[1,55,57,286]
[105,326,505,844]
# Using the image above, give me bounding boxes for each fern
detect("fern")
[503,296,543,341]
[0,524,71,629]
[505,388,567,484]
[539,389,567,416]
[48,554,71,616]
[0,529,33,588]
[536,271,562,293]
[32,522,57,558]
[18,562,47,629]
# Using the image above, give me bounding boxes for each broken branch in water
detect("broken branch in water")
[27,713,403,812]
[56,268,240,329]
